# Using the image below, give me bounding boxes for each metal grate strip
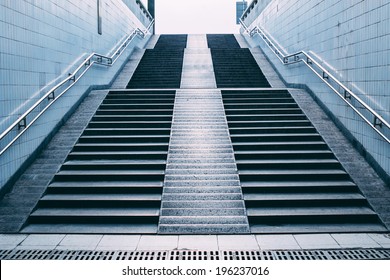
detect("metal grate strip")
[1,249,390,260]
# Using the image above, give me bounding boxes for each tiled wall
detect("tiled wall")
[242,0,390,180]
[0,0,151,190]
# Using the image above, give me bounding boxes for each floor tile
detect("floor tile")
[96,246,137,251]
[0,245,18,250]
[256,234,301,250]
[97,235,140,250]
[0,234,27,246]
[58,235,103,248]
[137,235,178,250]
[178,235,218,250]
[21,234,65,246]
[294,234,340,249]
[368,233,390,247]
[332,234,381,248]
[55,246,99,251]
[217,235,259,250]
[15,245,57,250]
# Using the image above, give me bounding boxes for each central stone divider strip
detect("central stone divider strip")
[158,89,250,234]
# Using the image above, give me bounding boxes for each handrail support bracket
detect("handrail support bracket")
[344,90,352,100]
[68,73,76,82]
[18,118,27,130]
[47,91,55,101]
[374,117,383,128]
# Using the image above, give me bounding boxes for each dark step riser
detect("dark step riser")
[231,135,323,142]
[245,200,368,208]
[224,104,299,109]
[29,216,159,224]
[78,137,170,144]
[223,98,294,103]
[88,123,172,129]
[73,146,169,152]
[227,116,308,121]
[83,130,171,136]
[54,174,164,182]
[226,109,303,115]
[248,215,381,224]
[235,153,334,160]
[239,174,350,182]
[37,200,161,208]
[99,105,174,110]
[105,96,175,100]
[61,164,166,171]
[228,122,312,128]
[242,187,359,194]
[67,154,167,161]
[234,144,328,151]
[230,128,317,134]
[92,117,173,122]
[237,162,342,170]
[47,187,162,195]
[96,111,173,116]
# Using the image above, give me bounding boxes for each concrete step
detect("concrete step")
[162,200,245,208]
[222,89,384,233]
[163,193,243,200]
[158,224,250,234]
[62,160,166,171]
[159,216,248,224]
[161,208,246,216]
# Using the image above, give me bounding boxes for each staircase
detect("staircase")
[23,90,175,233]
[20,34,387,234]
[208,34,270,88]
[126,35,187,89]
[222,89,386,233]
[158,35,250,234]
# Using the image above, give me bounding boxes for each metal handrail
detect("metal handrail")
[240,20,390,144]
[0,20,154,156]
[135,0,153,21]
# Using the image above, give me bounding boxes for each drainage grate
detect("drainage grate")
[1,249,390,260]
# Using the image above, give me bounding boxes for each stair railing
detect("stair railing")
[0,20,154,157]
[240,19,390,144]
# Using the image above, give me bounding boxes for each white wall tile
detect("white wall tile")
[0,0,152,189]
[243,0,390,177]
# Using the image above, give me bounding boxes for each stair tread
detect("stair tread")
[234,141,326,146]
[250,224,388,233]
[64,160,166,165]
[237,159,339,164]
[22,224,158,234]
[234,150,332,154]
[75,143,168,147]
[244,193,364,200]
[231,133,320,137]
[247,207,376,216]
[69,151,168,155]
[31,208,160,216]
[57,170,165,175]
[41,194,162,201]
[239,169,347,175]
[241,181,356,187]
[49,181,164,187]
